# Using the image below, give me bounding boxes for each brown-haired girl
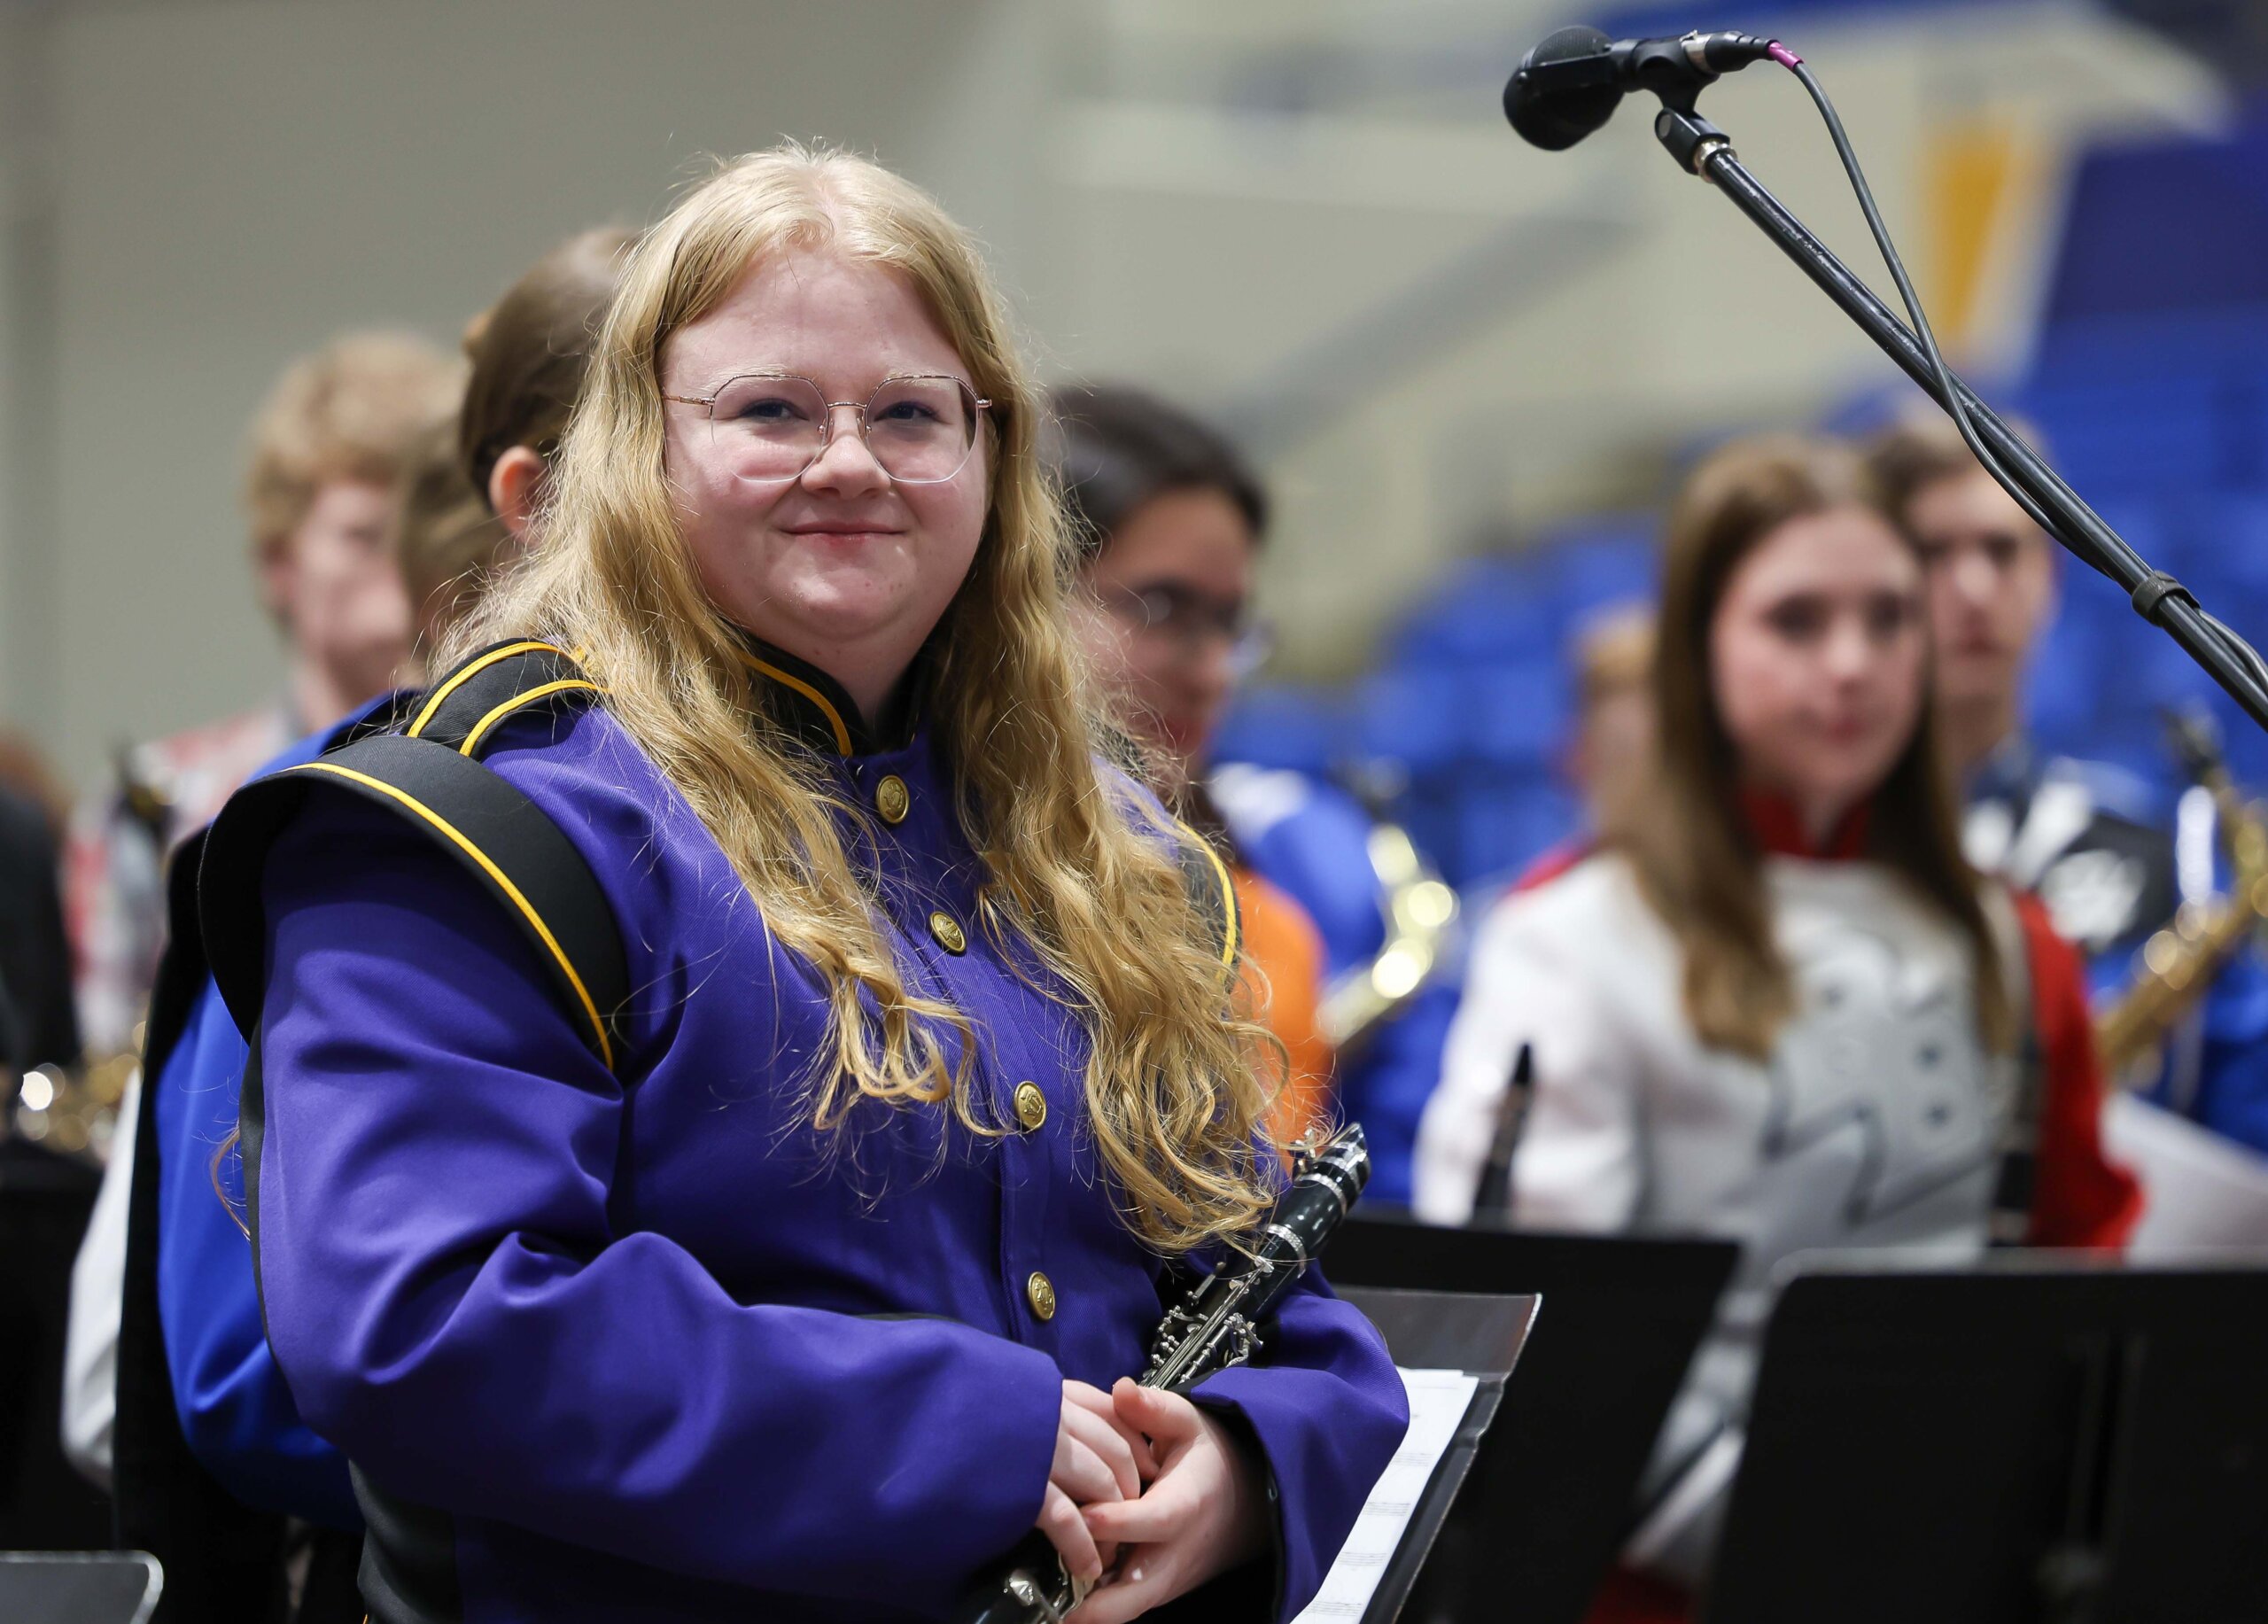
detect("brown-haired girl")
[1415,435,2137,1612]
[210,148,1403,1624]
[392,227,640,651]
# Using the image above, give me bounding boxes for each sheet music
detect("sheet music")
[1290,1367,1479,1622]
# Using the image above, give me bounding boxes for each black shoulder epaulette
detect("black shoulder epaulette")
[200,640,628,1068]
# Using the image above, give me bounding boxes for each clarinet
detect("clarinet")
[952,1124,1373,1624]
[1471,1042,1534,1219]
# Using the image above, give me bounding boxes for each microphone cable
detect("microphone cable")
[1765,43,2268,703]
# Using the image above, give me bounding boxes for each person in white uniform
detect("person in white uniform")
[1415,435,2139,1615]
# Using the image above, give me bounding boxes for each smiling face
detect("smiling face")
[659,248,989,719]
[1709,503,1928,828]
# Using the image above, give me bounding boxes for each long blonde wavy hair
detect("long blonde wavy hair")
[450,146,1279,1255]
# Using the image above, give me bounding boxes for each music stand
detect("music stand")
[1707,1255,2268,1624]
[0,1552,162,1624]
[1328,1286,1537,1624]
[1327,1214,1740,1624]
[0,1142,111,1550]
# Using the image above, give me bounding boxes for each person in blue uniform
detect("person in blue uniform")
[1869,418,2268,1155]
[206,147,1404,1624]
[1208,765,1461,1205]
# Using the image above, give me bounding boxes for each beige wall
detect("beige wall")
[0,0,2218,787]
[8,0,1055,784]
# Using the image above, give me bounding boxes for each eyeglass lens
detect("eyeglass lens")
[703,375,980,485]
[1114,584,1273,675]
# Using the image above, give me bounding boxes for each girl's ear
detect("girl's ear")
[488,446,549,542]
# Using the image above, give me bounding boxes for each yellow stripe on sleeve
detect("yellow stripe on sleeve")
[457,680,602,758]
[407,641,569,739]
[288,761,614,1068]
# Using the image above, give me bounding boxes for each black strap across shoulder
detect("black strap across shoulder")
[201,641,628,1069]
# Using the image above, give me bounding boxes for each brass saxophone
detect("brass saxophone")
[1315,820,1459,1053]
[2093,713,2268,1083]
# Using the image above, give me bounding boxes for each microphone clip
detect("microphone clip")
[1623,34,1739,114]
[1656,106,1736,178]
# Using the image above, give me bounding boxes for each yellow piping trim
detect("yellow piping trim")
[1175,819,1239,972]
[458,680,602,758]
[408,641,567,739]
[290,761,614,1068]
[732,649,852,756]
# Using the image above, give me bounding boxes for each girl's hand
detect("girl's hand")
[1037,1380,1149,1584]
[1072,1379,1267,1622]
[1064,1378,1161,1482]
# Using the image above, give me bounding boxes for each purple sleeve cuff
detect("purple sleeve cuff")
[1191,1273,1409,1620]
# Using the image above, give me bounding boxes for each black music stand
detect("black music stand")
[1330,1286,1537,1624]
[1706,1255,2268,1624]
[0,1552,161,1623]
[0,1141,111,1550]
[1328,1214,1740,1624]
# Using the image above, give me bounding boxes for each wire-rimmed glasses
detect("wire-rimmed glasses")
[1094,581,1275,680]
[662,372,990,486]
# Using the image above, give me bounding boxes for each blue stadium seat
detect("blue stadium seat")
[1451,773,1583,892]
[1350,668,1466,777]
[1462,661,1567,769]
[1384,557,1552,669]
[1210,685,1345,778]
[1538,519,1658,622]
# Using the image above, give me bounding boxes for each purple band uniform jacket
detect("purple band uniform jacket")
[230,654,1407,1623]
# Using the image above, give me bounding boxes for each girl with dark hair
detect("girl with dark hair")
[1052,385,1332,1143]
[399,226,641,650]
[1054,385,1459,1195]
[1415,435,2138,1616]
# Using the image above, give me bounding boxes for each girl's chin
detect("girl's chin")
[1795,759,1899,808]
[744,610,904,654]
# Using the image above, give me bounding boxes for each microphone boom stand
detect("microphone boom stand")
[1647,98,2268,734]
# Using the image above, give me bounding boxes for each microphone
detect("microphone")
[1503,26,1778,151]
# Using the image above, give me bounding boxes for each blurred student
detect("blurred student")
[1871,416,2268,1155]
[1416,437,2139,1613]
[83,230,633,1624]
[1568,602,1657,840]
[1052,385,1459,1193]
[1518,602,1659,892]
[63,335,459,1062]
[1053,385,1332,1145]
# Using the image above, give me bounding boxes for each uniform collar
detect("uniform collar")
[1740,788,1872,861]
[1967,731,2040,812]
[729,632,928,759]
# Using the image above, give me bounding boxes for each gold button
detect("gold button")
[1026,1270,1057,1322]
[874,773,910,825]
[928,911,967,954]
[1014,1081,1047,1131]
